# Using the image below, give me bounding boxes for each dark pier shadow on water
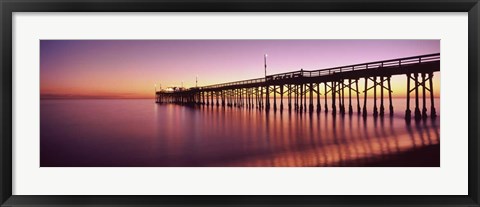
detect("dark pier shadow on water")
[347,116,439,167]
[152,103,439,167]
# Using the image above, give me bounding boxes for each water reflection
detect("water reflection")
[40,99,439,167]
[176,103,439,167]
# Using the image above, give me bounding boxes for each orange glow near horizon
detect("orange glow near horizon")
[40,40,440,99]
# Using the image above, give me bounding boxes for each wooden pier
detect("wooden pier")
[156,53,440,121]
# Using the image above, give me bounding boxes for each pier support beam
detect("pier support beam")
[255,87,259,108]
[429,73,437,119]
[348,79,353,115]
[251,88,254,108]
[388,77,393,116]
[422,73,428,119]
[300,84,304,112]
[363,78,368,118]
[324,83,328,113]
[309,82,314,113]
[273,85,277,111]
[247,87,251,109]
[233,89,236,107]
[414,73,421,120]
[206,91,210,106]
[294,85,298,111]
[405,74,411,120]
[288,85,292,111]
[332,81,336,115]
[222,90,225,107]
[316,83,321,113]
[341,80,345,115]
[380,76,385,117]
[280,85,284,111]
[304,84,307,112]
[356,79,361,115]
[260,87,264,109]
[373,76,378,117]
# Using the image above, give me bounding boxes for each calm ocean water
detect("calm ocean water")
[40,98,440,167]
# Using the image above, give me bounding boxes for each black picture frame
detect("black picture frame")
[1,0,479,206]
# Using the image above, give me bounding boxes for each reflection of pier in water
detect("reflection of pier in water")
[156,53,439,121]
[191,106,439,167]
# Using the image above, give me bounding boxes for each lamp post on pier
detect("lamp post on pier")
[264,53,268,78]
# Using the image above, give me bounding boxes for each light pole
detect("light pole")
[264,53,268,77]
[196,76,198,88]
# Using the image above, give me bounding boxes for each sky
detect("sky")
[40,40,440,99]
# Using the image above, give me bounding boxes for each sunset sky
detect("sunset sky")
[40,40,440,99]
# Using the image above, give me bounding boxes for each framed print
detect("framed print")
[1,0,479,206]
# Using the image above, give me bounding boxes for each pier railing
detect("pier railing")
[196,53,439,90]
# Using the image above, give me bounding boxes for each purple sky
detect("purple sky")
[40,40,439,99]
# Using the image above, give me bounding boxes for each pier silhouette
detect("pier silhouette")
[156,53,439,121]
